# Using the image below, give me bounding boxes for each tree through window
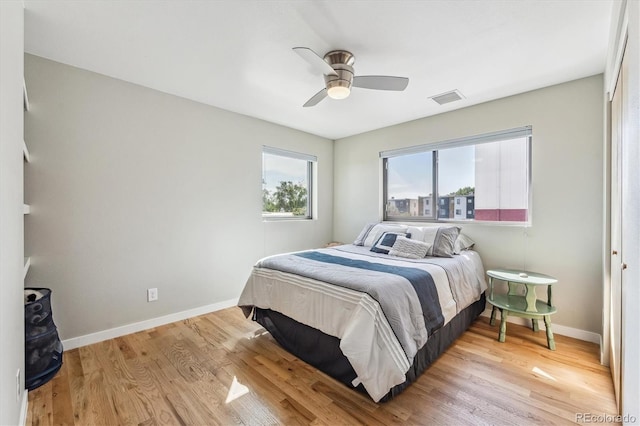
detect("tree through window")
[262,147,315,219]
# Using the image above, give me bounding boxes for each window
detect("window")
[262,146,315,219]
[382,127,531,223]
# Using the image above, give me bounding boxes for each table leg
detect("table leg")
[525,283,538,312]
[490,306,497,326]
[532,319,539,332]
[489,276,494,300]
[544,315,556,350]
[498,309,508,343]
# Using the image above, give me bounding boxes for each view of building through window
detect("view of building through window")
[385,151,433,217]
[262,148,313,218]
[384,132,530,222]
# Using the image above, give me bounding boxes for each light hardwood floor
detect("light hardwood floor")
[27,308,617,425]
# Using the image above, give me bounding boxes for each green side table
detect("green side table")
[486,269,558,350]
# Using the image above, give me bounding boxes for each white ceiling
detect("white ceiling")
[24,1,614,140]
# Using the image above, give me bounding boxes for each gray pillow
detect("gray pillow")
[431,226,461,258]
[453,233,475,254]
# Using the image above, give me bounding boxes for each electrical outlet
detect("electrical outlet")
[147,288,158,302]
[16,369,21,401]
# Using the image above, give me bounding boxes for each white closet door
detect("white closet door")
[609,46,626,413]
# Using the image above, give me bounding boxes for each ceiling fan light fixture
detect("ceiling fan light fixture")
[295,47,409,107]
[327,85,351,100]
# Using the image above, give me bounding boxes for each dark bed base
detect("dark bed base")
[253,292,486,402]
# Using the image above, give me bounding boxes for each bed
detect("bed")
[238,224,487,402]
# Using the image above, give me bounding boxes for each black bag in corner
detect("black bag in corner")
[24,288,63,391]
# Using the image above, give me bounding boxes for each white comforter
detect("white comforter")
[238,244,486,402]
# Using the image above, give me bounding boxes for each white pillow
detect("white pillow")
[354,223,408,247]
[406,226,427,242]
[389,236,431,259]
[353,223,377,246]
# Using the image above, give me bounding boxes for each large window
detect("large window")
[382,127,531,223]
[262,146,315,219]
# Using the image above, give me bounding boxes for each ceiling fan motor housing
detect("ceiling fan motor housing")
[323,50,355,94]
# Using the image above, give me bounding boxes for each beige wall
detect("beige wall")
[0,2,26,424]
[24,54,333,341]
[22,54,607,344]
[334,75,604,335]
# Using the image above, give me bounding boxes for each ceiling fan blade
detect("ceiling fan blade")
[293,47,338,76]
[303,88,328,107]
[352,76,409,91]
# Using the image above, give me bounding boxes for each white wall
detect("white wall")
[23,54,333,341]
[334,75,604,335]
[0,2,26,425]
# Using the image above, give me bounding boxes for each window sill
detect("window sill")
[384,217,531,227]
[262,216,313,222]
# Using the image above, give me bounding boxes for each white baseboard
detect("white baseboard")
[59,301,600,350]
[480,308,601,344]
[18,391,28,426]
[62,298,239,350]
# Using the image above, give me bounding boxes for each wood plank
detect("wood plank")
[65,348,94,425]
[123,357,183,424]
[26,385,53,426]
[50,361,75,425]
[27,308,618,425]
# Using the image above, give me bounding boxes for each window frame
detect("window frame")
[381,126,532,225]
[262,146,315,220]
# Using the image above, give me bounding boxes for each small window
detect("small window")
[262,147,315,219]
[385,151,433,218]
[382,127,531,223]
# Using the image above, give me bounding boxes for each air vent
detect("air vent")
[429,90,464,105]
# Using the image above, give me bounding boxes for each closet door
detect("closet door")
[609,47,626,412]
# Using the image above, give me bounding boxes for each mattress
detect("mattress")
[238,244,487,402]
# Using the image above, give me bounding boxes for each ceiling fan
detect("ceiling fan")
[293,47,409,107]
